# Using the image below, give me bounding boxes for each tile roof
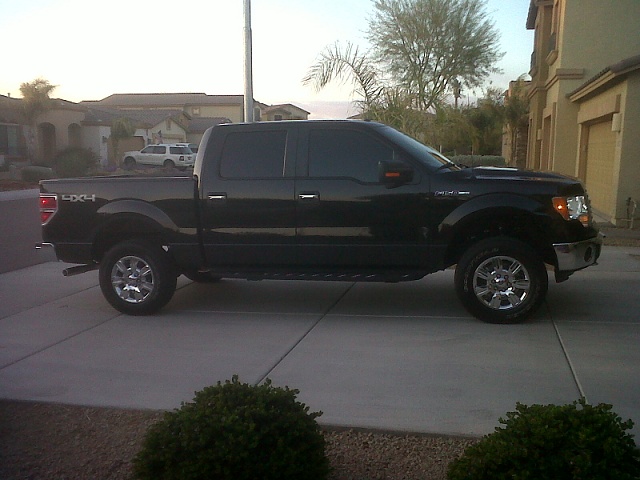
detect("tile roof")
[85,93,245,107]
[188,117,232,133]
[568,53,640,98]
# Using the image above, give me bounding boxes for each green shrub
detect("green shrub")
[54,147,99,177]
[133,375,330,480]
[21,165,54,182]
[449,155,506,167]
[448,399,640,480]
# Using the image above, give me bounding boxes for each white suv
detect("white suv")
[123,144,195,170]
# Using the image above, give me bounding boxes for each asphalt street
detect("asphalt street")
[1,190,639,439]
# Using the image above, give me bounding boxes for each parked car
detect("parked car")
[122,144,195,170]
[175,143,199,154]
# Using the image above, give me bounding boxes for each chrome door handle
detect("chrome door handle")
[207,193,227,201]
[299,193,319,200]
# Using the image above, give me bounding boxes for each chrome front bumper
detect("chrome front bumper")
[553,233,604,272]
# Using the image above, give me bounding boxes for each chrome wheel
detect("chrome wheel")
[472,255,530,310]
[111,255,155,304]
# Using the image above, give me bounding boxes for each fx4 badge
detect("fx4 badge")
[434,191,470,197]
[61,194,96,202]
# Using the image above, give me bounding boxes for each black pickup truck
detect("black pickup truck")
[39,120,602,323]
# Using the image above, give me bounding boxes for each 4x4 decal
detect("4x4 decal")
[61,194,96,202]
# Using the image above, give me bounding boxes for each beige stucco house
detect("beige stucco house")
[526,0,640,225]
[0,93,310,167]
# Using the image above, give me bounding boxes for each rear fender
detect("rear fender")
[92,200,180,258]
[97,199,179,232]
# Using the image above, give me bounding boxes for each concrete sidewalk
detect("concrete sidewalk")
[1,245,639,439]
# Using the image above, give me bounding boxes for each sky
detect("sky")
[0,0,534,119]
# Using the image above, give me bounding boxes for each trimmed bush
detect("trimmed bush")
[21,165,54,182]
[133,376,330,480]
[54,147,98,177]
[447,399,640,480]
[449,155,506,167]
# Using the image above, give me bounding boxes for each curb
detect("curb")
[0,188,39,201]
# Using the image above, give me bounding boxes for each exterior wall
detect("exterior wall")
[526,0,640,224]
[616,76,640,226]
[558,1,640,79]
[149,119,187,144]
[82,125,111,166]
[36,108,86,163]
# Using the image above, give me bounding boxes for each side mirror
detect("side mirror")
[379,161,414,187]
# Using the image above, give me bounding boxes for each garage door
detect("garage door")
[585,121,616,215]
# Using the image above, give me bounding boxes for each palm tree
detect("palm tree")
[303,41,382,113]
[19,78,57,162]
[504,76,530,168]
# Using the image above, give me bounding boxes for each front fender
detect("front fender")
[435,193,554,266]
[439,193,546,234]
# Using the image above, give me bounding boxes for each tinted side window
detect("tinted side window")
[141,146,154,154]
[220,130,287,178]
[308,129,393,183]
[153,146,166,154]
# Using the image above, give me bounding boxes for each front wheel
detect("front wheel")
[99,240,177,315]
[454,237,548,324]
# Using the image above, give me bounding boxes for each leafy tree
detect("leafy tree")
[304,0,503,121]
[368,0,503,112]
[467,87,504,155]
[110,117,136,168]
[19,78,57,160]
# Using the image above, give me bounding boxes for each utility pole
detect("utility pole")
[243,0,254,123]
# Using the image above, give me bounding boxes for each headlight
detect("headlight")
[553,195,590,227]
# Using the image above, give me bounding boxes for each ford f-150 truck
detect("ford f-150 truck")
[38,120,603,323]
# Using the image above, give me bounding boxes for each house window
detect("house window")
[274,114,283,121]
[166,120,172,130]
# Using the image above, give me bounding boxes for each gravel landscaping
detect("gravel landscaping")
[0,400,478,480]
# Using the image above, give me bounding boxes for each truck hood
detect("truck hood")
[467,166,576,183]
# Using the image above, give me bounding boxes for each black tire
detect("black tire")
[183,271,222,283]
[123,157,136,170]
[454,237,548,324]
[99,240,177,315]
[163,159,175,169]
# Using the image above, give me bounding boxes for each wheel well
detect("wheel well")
[444,212,556,268]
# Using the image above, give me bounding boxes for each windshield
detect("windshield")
[377,125,460,171]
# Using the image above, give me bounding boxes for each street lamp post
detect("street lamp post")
[243,0,254,123]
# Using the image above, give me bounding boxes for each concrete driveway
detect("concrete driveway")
[1,244,639,439]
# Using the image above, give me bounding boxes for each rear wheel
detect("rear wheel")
[163,159,175,169]
[99,240,177,315]
[454,237,548,324]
